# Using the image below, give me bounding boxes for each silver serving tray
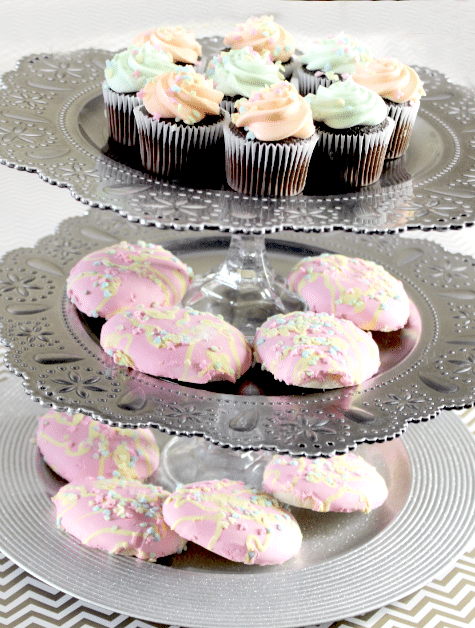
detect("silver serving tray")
[0,376,474,627]
[1,209,475,456]
[0,39,475,233]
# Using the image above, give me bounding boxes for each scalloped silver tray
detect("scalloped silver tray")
[1,209,475,457]
[0,39,475,233]
[0,374,474,627]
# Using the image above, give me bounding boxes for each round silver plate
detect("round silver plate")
[0,377,474,627]
[0,39,474,233]
[1,209,475,456]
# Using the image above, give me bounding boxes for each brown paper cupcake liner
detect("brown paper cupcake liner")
[385,99,421,159]
[102,82,142,146]
[223,122,319,197]
[134,105,224,179]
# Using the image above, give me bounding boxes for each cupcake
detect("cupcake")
[296,33,372,96]
[223,15,296,79]
[205,47,284,113]
[352,58,425,159]
[224,81,318,197]
[133,68,224,180]
[103,43,180,146]
[132,25,202,66]
[305,77,395,188]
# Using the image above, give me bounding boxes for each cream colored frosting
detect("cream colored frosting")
[139,68,223,125]
[304,77,388,129]
[104,43,179,93]
[352,58,425,104]
[224,15,295,63]
[132,26,202,65]
[231,81,315,141]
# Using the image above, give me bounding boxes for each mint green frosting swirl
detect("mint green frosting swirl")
[299,33,371,77]
[305,78,388,129]
[104,42,180,93]
[206,47,284,98]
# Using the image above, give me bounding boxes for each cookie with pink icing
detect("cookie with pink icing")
[100,304,253,384]
[287,254,410,332]
[162,478,302,565]
[37,409,159,483]
[263,453,388,514]
[53,476,186,560]
[253,311,380,389]
[67,241,194,320]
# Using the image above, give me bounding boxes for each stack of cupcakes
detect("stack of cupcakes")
[101,20,425,194]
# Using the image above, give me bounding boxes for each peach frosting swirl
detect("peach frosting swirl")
[352,58,425,104]
[139,69,224,125]
[132,26,202,65]
[224,15,295,63]
[231,81,315,142]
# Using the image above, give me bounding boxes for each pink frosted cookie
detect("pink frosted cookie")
[263,453,388,513]
[253,311,380,388]
[67,241,194,320]
[53,476,186,560]
[37,409,159,482]
[100,304,253,384]
[162,478,302,565]
[287,253,410,332]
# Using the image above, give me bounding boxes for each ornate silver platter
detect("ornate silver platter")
[0,375,474,627]
[1,209,475,456]
[0,39,475,233]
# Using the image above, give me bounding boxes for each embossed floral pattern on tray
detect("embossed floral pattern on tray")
[1,209,475,457]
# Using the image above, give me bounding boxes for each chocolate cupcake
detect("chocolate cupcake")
[133,68,224,180]
[224,81,318,196]
[205,47,284,113]
[305,77,395,188]
[352,58,425,159]
[103,43,180,146]
[296,33,372,96]
[223,15,296,79]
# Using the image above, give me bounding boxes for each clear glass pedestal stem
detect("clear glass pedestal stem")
[181,232,307,339]
[158,436,273,491]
